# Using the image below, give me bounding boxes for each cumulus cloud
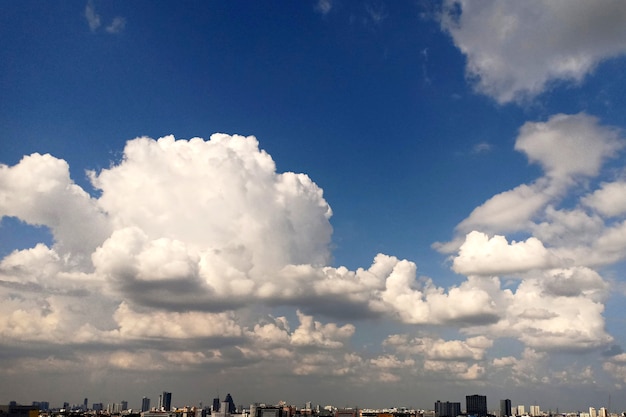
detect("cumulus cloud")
[438,113,625,260]
[515,113,623,183]
[583,181,626,217]
[452,231,560,276]
[1,131,624,394]
[441,0,626,103]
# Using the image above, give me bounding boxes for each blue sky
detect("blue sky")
[3,0,626,413]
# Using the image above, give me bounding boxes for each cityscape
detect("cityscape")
[4,2,626,417]
[2,393,623,417]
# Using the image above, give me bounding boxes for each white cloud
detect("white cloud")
[583,181,626,217]
[515,113,623,182]
[441,0,626,103]
[0,153,111,266]
[1,131,624,397]
[290,310,355,348]
[452,231,560,276]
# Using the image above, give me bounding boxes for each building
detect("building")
[142,398,151,412]
[500,400,511,417]
[529,406,539,417]
[335,410,358,417]
[224,394,236,414]
[466,395,487,417]
[516,406,525,416]
[0,405,39,417]
[163,392,172,412]
[435,401,461,417]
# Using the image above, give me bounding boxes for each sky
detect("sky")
[3,0,626,412]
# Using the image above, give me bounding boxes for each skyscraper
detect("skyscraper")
[162,392,172,411]
[466,395,487,417]
[436,401,461,417]
[224,394,236,414]
[500,399,511,417]
[141,397,151,412]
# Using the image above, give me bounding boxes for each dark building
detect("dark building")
[500,400,511,417]
[466,395,487,417]
[435,401,461,417]
[212,398,221,413]
[0,404,38,417]
[141,398,150,413]
[162,392,172,412]
[224,394,236,414]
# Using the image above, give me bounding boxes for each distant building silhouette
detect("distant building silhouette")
[141,397,151,412]
[500,400,511,417]
[162,392,172,411]
[466,395,487,417]
[435,401,461,417]
[224,394,236,414]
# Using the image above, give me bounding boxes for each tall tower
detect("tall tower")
[141,397,151,412]
[162,392,172,411]
[466,395,487,417]
[224,394,236,414]
[500,400,511,417]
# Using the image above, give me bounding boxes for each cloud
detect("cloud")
[515,113,623,183]
[84,0,126,34]
[440,0,626,104]
[1,131,624,398]
[106,16,126,34]
[582,181,626,217]
[452,231,561,276]
[84,0,101,32]
[437,113,625,254]
[471,141,492,154]
[315,0,333,15]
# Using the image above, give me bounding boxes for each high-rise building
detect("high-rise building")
[162,392,172,411]
[529,406,540,416]
[500,400,511,417]
[224,394,236,414]
[213,398,221,412]
[590,408,597,417]
[517,406,525,416]
[466,395,487,417]
[141,397,151,412]
[435,401,461,417]
[84,399,88,411]
[121,401,128,411]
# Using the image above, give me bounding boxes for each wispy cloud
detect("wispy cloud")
[84,0,101,32]
[471,141,492,154]
[315,0,332,15]
[84,0,126,34]
[105,16,126,34]
[365,3,388,25]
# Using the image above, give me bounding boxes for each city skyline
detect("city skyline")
[3,0,626,412]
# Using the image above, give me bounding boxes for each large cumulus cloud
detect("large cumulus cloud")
[1,127,625,395]
[441,0,626,103]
